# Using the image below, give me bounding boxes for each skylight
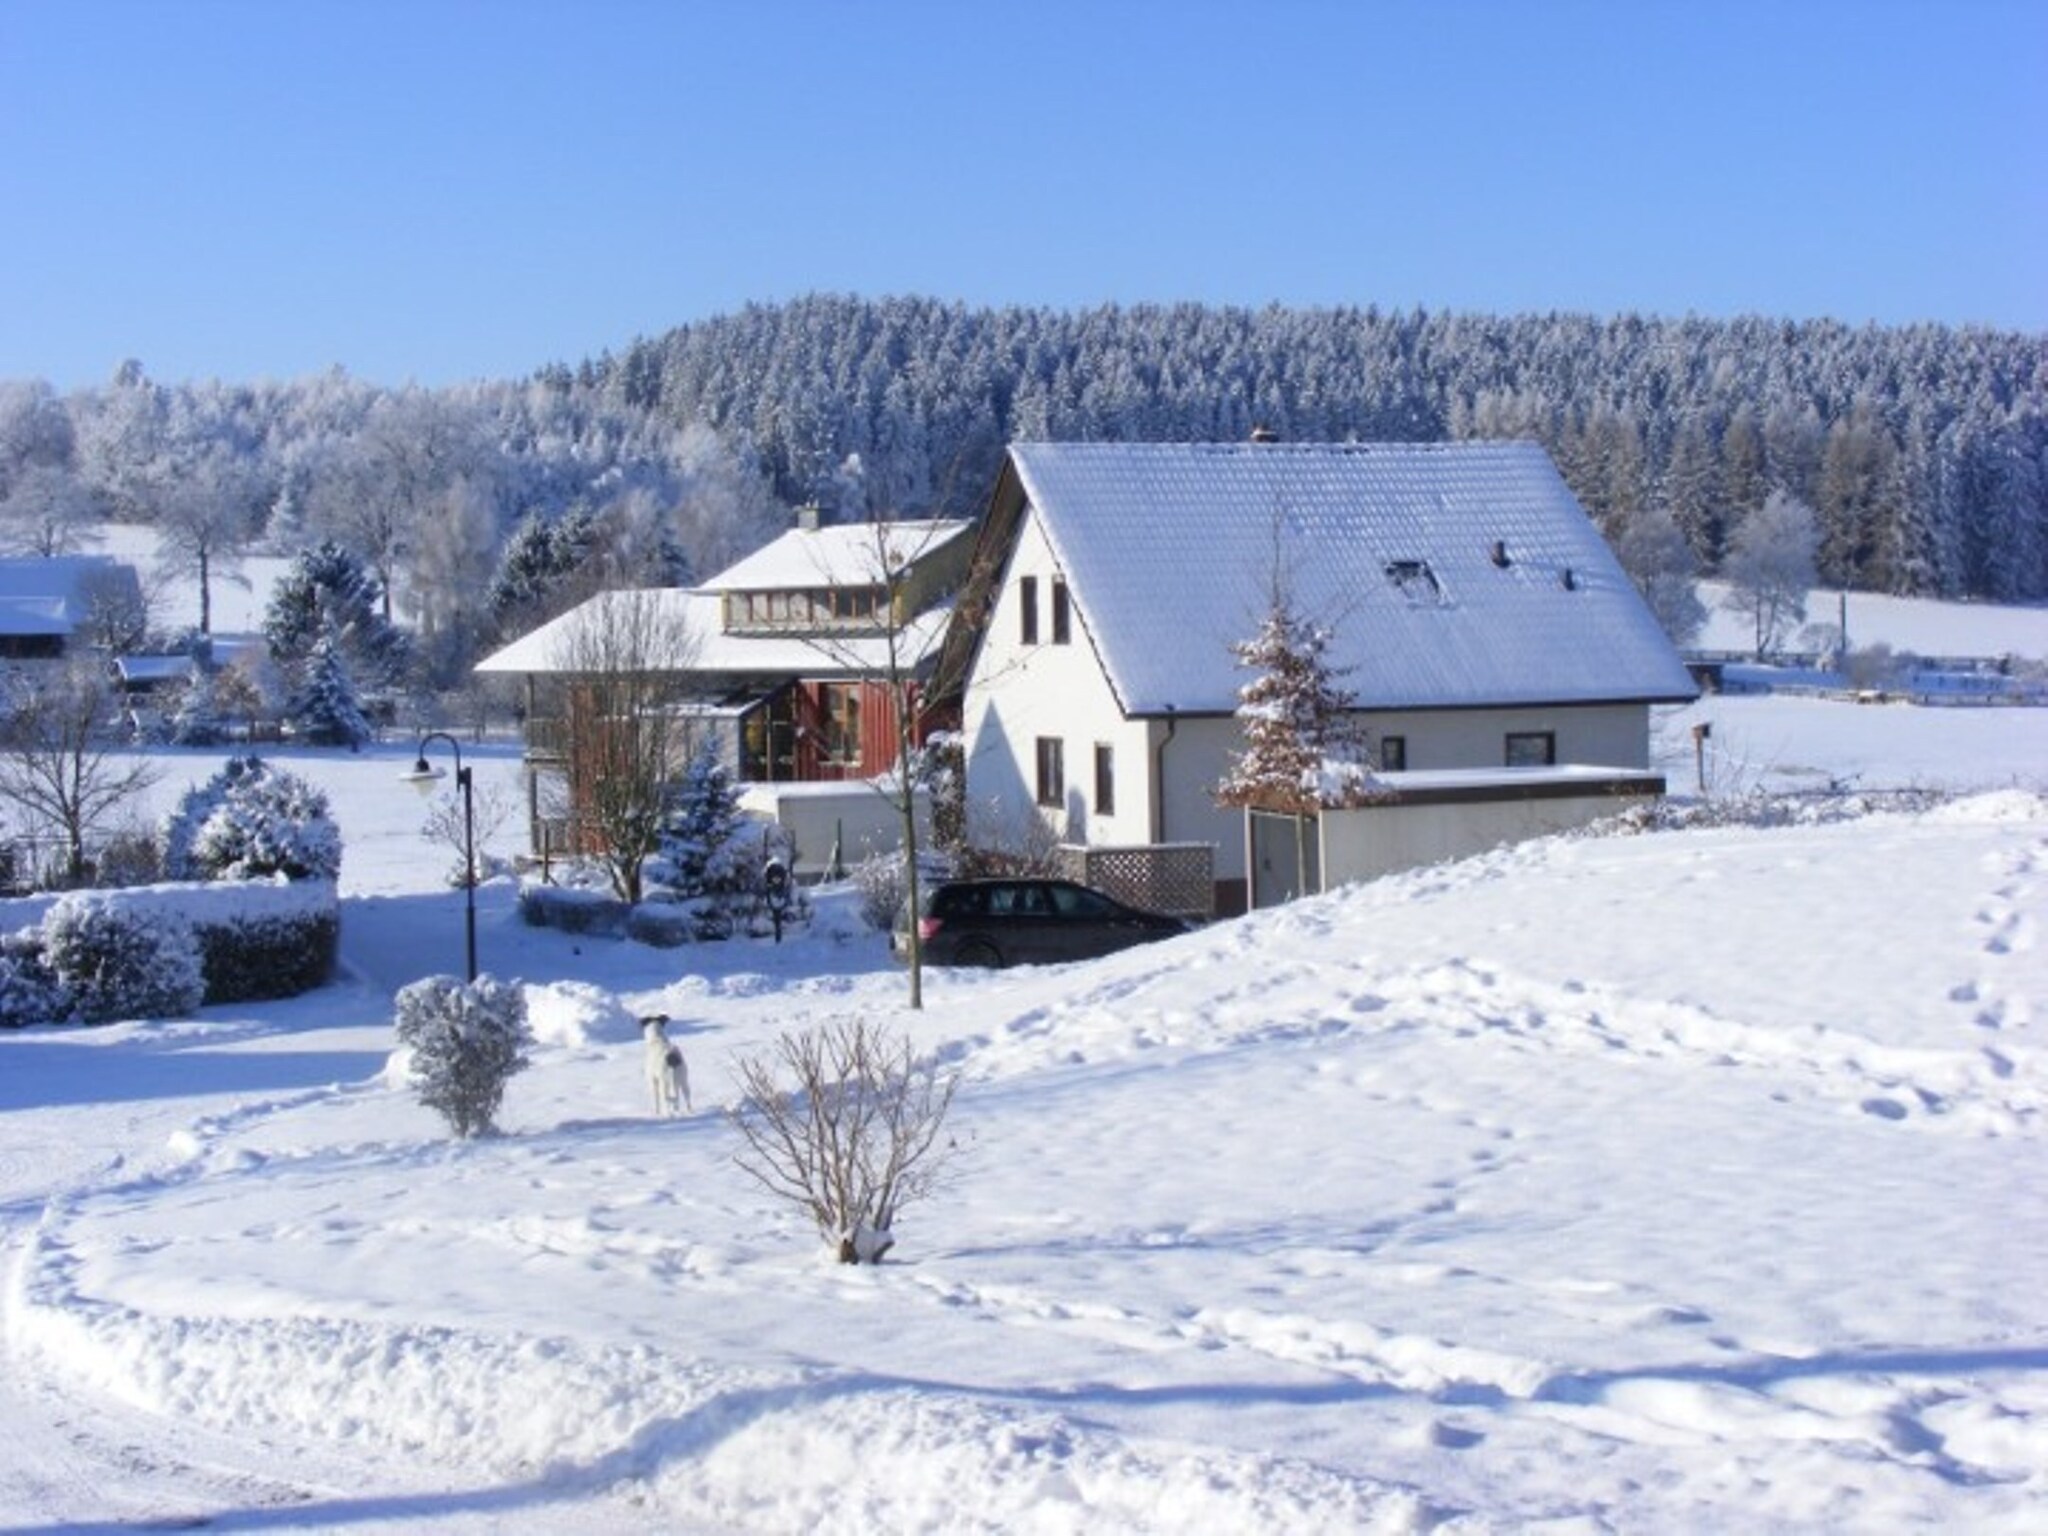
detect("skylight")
[1384,559,1444,604]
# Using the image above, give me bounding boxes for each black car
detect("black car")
[895,877,1192,968]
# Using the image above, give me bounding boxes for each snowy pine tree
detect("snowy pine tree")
[284,635,374,749]
[264,539,411,693]
[649,734,745,897]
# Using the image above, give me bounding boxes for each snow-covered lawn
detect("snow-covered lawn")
[1,691,2045,1529]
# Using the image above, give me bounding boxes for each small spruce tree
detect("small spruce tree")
[651,734,745,897]
[1216,594,1372,813]
[285,634,374,749]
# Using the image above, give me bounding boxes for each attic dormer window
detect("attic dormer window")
[1384,559,1444,604]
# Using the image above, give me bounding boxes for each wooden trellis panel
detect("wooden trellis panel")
[1056,842,1214,921]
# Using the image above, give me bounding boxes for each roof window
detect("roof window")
[1384,559,1444,604]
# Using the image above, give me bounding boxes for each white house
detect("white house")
[939,440,1697,913]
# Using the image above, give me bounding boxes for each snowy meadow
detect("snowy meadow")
[2,651,2046,1529]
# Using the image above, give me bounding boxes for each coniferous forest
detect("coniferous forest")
[2,296,2042,691]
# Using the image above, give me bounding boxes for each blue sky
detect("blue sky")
[3,0,2042,390]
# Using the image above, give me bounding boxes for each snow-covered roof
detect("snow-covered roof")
[704,520,975,591]
[1005,441,1698,714]
[472,588,956,679]
[0,555,143,637]
[114,654,197,686]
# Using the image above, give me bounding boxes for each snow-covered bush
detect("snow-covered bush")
[41,895,205,1024]
[624,901,697,948]
[517,882,627,936]
[0,931,66,1029]
[162,756,342,883]
[855,851,908,932]
[393,974,532,1139]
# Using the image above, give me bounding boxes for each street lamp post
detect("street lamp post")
[401,731,476,982]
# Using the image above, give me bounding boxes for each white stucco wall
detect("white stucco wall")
[1315,775,1663,890]
[963,511,1158,857]
[1359,703,1654,770]
[738,782,929,872]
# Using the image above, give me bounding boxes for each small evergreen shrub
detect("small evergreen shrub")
[0,932,67,1029]
[644,736,746,897]
[394,974,532,1138]
[162,756,343,883]
[42,896,205,1024]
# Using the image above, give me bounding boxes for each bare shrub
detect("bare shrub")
[729,1017,961,1264]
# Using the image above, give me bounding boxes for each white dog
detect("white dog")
[641,1013,691,1116]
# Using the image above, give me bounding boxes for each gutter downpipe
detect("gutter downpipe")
[1153,704,1176,844]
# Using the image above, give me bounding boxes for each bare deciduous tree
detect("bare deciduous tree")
[0,660,160,886]
[153,443,261,636]
[794,517,973,1010]
[0,464,102,557]
[547,587,701,903]
[729,1016,962,1264]
[1722,490,1820,660]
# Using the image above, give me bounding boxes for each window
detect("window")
[1019,576,1039,644]
[1505,731,1556,768]
[1051,578,1072,643]
[822,684,862,764]
[1035,736,1065,807]
[1378,734,1407,771]
[1384,558,1444,604]
[1093,743,1115,814]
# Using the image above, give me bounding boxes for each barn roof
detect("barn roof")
[0,555,144,638]
[998,440,1697,715]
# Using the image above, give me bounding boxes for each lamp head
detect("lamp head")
[399,760,448,798]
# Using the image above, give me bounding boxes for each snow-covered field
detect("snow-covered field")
[2,580,2046,1531]
[3,707,2042,1536]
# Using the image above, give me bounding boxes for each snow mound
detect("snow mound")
[524,980,640,1046]
[1925,789,2048,825]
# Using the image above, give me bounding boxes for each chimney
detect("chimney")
[1249,425,1279,444]
[795,503,822,532]
[1489,540,1511,568]
[1561,567,1578,591]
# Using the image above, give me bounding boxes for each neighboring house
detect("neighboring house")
[0,555,145,661]
[936,440,1698,914]
[474,513,977,855]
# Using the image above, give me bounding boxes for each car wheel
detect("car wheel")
[956,938,1004,968]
